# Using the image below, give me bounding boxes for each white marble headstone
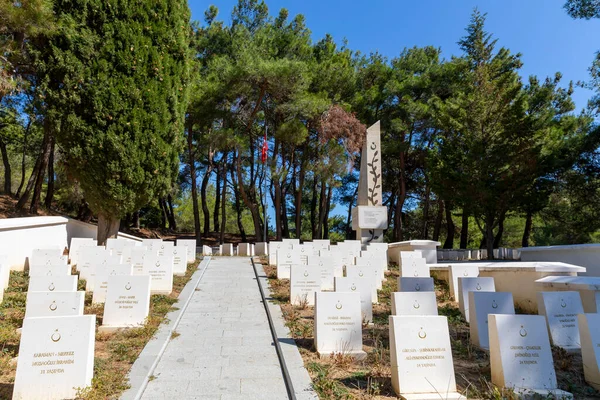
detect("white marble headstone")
[28,264,71,277]
[92,264,134,304]
[537,291,583,351]
[170,247,189,276]
[276,249,301,280]
[391,292,438,316]
[345,266,378,303]
[334,277,373,324]
[221,243,234,256]
[101,275,151,331]
[307,256,336,290]
[457,276,495,322]
[29,255,68,269]
[141,255,174,295]
[176,239,197,262]
[255,242,268,256]
[13,315,95,400]
[125,246,148,275]
[397,277,435,293]
[156,241,175,257]
[28,276,78,293]
[106,238,135,258]
[202,245,213,256]
[449,265,479,302]
[290,265,321,306]
[389,315,464,399]
[24,291,85,318]
[314,252,344,277]
[578,313,600,391]
[142,239,162,253]
[68,238,94,266]
[85,254,122,291]
[469,291,515,349]
[314,291,366,359]
[489,314,571,398]
[399,257,429,278]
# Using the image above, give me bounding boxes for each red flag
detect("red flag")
[261,129,268,163]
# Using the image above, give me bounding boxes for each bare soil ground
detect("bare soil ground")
[262,260,600,399]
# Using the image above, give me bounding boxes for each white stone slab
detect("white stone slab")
[578,313,600,391]
[29,264,71,277]
[489,314,572,398]
[31,248,64,263]
[314,291,366,359]
[255,242,268,256]
[176,239,197,262]
[0,256,10,292]
[77,246,111,280]
[142,238,162,253]
[92,264,134,304]
[354,256,386,281]
[156,241,175,257]
[312,240,331,250]
[315,252,344,277]
[28,276,78,293]
[449,265,479,302]
[399,257,429,278]
[283,238,301,246]
[106,238,135,258]
[237,243,254,257]
[101,275,151,331]
[391,292,438,316]
[141,255,174,295]
[297,244,317,264]
[85,254,122,291]
[221,243,234,256]
[124,246,148,274]
[334,277,373,324]
[276,249,301,280]
[469,291,515,350]
[29,255,68,268]
[398,277,435,293]
[13,315,95,400]
[351,206,388,230]
[345,266,378,303]
[307,256,337,290]
[389,315,464,399]
[268,241,288,265]
[537,291,583,351]
[68,237,94,266]
[202,245,212,255]
[170,246,189,276]
[290,265,321,306]
[24,291,85,318]
[457,277,495,323]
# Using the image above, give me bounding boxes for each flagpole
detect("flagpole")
[263,126,268,243]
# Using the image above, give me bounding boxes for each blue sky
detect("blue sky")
[188,0,600,112]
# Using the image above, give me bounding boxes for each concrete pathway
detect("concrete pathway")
[140,257,289,400]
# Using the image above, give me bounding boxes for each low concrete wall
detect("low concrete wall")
[520,244,600,277]
[0,216,141,271]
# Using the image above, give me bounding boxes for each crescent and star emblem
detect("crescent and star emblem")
[49,301,57,311]
[415,284,421,291]
[335,301,343,310]
[51,329,61,342]
[125,282,132,291]
[351,285,356,291]
[418,328,427,339]
[476,283,482,290]
[413,301,420,309]
[370,142,376,150]
[492,300,498,309]
[519,325,528,337]
[48,283,55,291]
[303,271,309,277]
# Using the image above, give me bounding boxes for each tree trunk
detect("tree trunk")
[485,214,495,260]
[29,120,53,214]
[393,188,406,242]
[167,194,177,230]
[214,162,221,232]
[295,142,308,238]
[346,186,357,239]
[493,211,506,249]
[316,180,327,239]
[422,183,431,239]
[132,210,140,229]
[230,160,247,242]
[443,201,454,249]
[16,120,31,198]
[97,214,120,246]
[522,210,533,248]
[219,160,227,244]
[459,208,469,249]
[159,197,167,229]
[274,178,283,241]
[323,185,333,239]
[281,189,290,238]
[186,122,201,243]
[0,137,11,195]
[44,136,55,209]
[310,176,318,238]
[201,159,212,238]
[432,200,444,241]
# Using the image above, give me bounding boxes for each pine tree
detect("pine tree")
[37,0,191,243]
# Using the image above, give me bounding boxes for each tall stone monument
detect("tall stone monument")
[352,121,388,246]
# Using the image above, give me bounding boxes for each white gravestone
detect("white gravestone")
[449,265,479,303]
[176,239,197,262]
[142,255,174,295]
[290,265,321,306]
[28,264,71,277]
[237,243,254,257]
[12,315,95,400]
[577,313,600,391]
[307,256,336,290]
[92,264,134,304]
[156,241,175,257]
[221,243,234,256]
[489,314,572,399]
[31,248,64,263]
[68,238,94,266]
[297,244,315,264]
[29,255,68,269]
[391,292,438,316]
[255,242,268,256]
[28,276,78,293]
[315,252,344,277]
[312,240,331,251]
[106,238,135,258]
[457,277,495,323]
[354,256,385,281]
[398,277,435,293]
[124,246,148,274]
[345,266,378,303]
[170,247,189,276]
[202,245,212,255]
[79,247,117,281]
[314,291,366,359]
[399,257,429,278]
[537,291,583,351]
[268,241,286,265]
[276,249,301,280]
[142,239,162,253]
[366,242,390,262]
[24,291,85,318]
[469,291,515,350]
[85,254,122,291]
[334,277,373,324]
[358,251,388,272]
[389,315,465,399]
[100,275,152,332]
[283,238,301,246]
[0,257,9,291]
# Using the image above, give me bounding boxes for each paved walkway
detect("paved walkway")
[140,257,289,400]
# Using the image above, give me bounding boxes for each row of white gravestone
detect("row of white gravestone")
[11,237,198,399]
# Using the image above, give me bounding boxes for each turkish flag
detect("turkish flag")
[261,130,268,163]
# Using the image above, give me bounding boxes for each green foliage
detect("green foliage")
[564,0,600,19]
[37,0,192,219]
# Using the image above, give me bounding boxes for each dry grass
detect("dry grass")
[0,261,198,399]
[265,260,600,399]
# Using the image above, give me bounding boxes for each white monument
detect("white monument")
[457,277,495,323]
[537,291,583,351]
[334,277,373,324]
[391,292,438,316]
[398,277,435,293]
[469,291,515,349]
[290,265,321,306]
[100,275,152,332]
